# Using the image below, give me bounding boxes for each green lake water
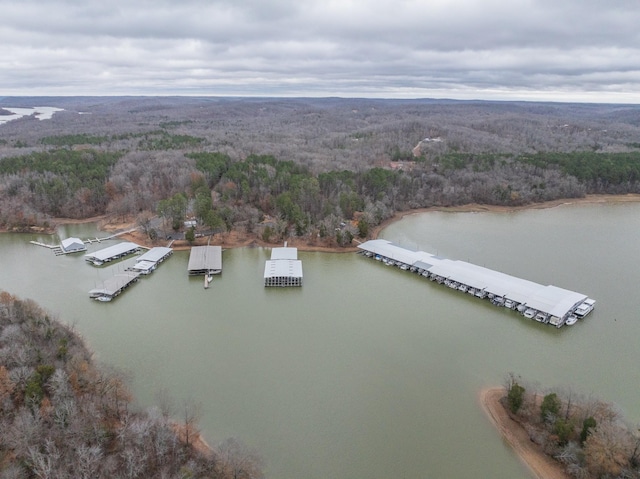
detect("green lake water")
[1,202,638,479]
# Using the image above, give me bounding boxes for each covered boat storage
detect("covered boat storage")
[264,246,303,287]
[358,239,594,328]
[187,246,222,275]
[128,246,173,274]
[88,272,140,301]
[137,246,173,264]
[85,242,140,266]
[60,237,87,254]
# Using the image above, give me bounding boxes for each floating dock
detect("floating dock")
[85,242,141,266]
[127,246,173,275]
[358,239,595,328]
[88,272,140,301]
[264,245,303,287]
[187,245,222,276]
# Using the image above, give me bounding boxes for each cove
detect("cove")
[0,201,639,479]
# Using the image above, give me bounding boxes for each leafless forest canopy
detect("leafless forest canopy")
[504,374,640,479]
[0,291,264,479]
[1,96,639,240]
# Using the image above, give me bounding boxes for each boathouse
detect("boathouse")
[187,245,222,275]
[127,246,173,275]
[358,239,594,328]
[264,245,303,287]
[137,246,173,265]
[60,237,86,253]
[88,272,140,301]
[84,242,140,266]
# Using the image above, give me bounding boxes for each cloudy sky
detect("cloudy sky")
[2,0,639,102]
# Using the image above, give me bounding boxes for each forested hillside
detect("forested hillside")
[1,97,639,242]
[0,291,263,478]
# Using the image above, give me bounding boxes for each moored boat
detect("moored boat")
[565,314,579,326]
[574,298,596,318]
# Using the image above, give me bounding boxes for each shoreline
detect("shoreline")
[479,387,570,479]
[5,194,640,252]
[369,193,640,240]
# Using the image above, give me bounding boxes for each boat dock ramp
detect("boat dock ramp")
[31,227,140,255]
[358,239,595,328]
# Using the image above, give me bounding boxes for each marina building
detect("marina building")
[187,245,222,275]
[358,239,595,328]
[84,242,140,266]
[264,245,303,287]
[60,237,87,254]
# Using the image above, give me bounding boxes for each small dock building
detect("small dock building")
[358,239,595,328]
[264,245,303,287]
[187,246,222,275]
[84,242,140,266]
[60,237,87,254]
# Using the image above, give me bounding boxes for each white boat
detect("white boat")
[574,298,596,318]
[95,295,112,302]
[523,308,536,319]
[535,312,548,323]
[565,315,579,326]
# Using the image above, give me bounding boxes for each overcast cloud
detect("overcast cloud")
[1,0,639,102]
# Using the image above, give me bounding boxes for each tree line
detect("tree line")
[0,291,264,479]
[504,373,640,479]
[4,146,640,243]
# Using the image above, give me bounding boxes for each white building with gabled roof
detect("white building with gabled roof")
[60,237,86,253]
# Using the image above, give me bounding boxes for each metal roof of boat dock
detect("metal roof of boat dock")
[270,247,298,260]
[84,242,140,262]
[358,239,587,319]
[88,272,140,296]
[60,237,86,252]
[187,245,222,274]
[136,246,173,263]
[264,259,303,278]
[129,260,156,273]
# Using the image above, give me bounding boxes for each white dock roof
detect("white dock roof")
[61,237,86,252]
[358,239,588,319]
[270,247,298,260]
[137,246,173,263]
[88,272,139,296]
[187,246,222,273]
[85,242,140,262]
[264,259,303,279]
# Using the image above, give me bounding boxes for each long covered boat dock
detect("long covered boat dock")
[358,239,595,328]
[88,272,140,301]
[84,242,141,266]
[127,246,173,275]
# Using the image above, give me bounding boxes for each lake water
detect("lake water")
[1,202,639,479]
[0,106,64,124]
